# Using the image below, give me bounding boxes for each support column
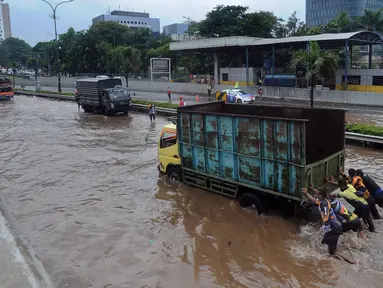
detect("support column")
[272,44,275,86]
[306,41,309,88]
[245,47,249,87]
[368,44,373,69]
[350,45,353,68]
[345,39,349,91]
[213,53,219,85]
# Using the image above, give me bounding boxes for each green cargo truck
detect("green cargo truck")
[158,101,346,217]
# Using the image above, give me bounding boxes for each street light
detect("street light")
[41,0,74,93]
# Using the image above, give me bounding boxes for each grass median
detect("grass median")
[15,89,179,109]
[346,123,383,137]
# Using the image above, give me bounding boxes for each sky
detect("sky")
[6,0,305,46]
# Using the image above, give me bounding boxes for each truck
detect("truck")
[157,101,346,217]
[76,78,131,115]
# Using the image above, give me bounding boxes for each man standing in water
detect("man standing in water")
[167,87,172,103]
[302,187,342,256]
[148,104,156,123]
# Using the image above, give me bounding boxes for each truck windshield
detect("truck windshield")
[109,89,130,100]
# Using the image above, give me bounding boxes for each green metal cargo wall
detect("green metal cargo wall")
[178,112,308,197]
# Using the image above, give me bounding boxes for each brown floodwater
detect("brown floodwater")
[0,96,382,288]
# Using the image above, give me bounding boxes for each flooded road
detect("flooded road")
[0,96,382,288]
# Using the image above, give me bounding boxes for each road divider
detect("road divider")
[14,90,383,147]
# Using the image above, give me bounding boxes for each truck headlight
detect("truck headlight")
[110,103,115,108]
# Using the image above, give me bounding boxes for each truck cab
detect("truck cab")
[103,86,132,115]
[157,123,182,180]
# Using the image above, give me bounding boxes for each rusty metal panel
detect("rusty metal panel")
[235,117,260,156]
[262,120,274,159]
[219,116,233,152]
[180,112,191,144]
[276,163,289,193]
[289,165,301,196]
[206,149,220,176]
[263,160,275,190]
[191,113,204,146]
[193,146,206,173]
[238,156,261,186]
[205,115,218,149]
[289,122,303,165]
[181,144,193,168]
[221,152,235,180]
[275,120,288,162]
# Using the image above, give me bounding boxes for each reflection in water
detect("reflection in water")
[155,179,335,288]
[0,96,382,288]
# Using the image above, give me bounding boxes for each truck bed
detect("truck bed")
[177,101,346,200]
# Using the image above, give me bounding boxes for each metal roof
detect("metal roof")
[170,31,383,52]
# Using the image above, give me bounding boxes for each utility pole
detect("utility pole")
[41,0,74,93]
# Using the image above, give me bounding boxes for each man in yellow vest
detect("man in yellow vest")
[234,81,239,89]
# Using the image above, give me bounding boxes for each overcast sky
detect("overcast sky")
[7,0,305,46]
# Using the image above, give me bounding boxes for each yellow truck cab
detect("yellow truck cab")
[157,123,182,180]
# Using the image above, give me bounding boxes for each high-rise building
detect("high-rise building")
[0,1,12,42]
[306,0,383,27]
[92,10,160,37]
[163,22,190,35]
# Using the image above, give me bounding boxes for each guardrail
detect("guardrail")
[345,132,383,146]
[130,103,176,116]
[14,90,383,147]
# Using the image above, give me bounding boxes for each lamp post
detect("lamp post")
[41,0,74,93]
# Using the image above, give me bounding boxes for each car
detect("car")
[221,89,255,104]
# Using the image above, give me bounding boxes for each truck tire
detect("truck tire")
[102,106,108,116]
[296,201,321,223]
[167,166,183,182]
[239,193,265,215]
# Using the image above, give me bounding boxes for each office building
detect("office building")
[306,0,383,27]
[0,1,12,42]
[92,10,160,37]
[163,22,190,35]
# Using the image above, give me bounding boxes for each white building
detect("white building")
[92,10,160,37]
[0,1,12,42]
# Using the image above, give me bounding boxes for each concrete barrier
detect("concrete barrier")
[263,86,383,107]
[15,78,383,107]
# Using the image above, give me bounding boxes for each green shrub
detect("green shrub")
[346,123,383,137]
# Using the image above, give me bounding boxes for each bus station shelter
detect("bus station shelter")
[169,31,383,89]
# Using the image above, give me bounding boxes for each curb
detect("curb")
[0,205,55,288]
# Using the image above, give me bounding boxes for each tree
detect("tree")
[291,41,339,107]
[274,12,308,37]
[358,8,383,32]
[242,11,279,38]
[0,37,32,67]
[197,5,249,37]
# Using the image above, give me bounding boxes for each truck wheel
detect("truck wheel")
[167,166,182,182]
[239,193,265,215]
[236,99,242,104]
[296,201,321,223]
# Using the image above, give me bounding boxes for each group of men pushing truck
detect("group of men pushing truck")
[303,168,383,257]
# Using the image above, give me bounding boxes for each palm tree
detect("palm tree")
[291,41,339,108]
[358,8,383,32]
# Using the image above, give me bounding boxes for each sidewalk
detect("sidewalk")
[0,209,54,288]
